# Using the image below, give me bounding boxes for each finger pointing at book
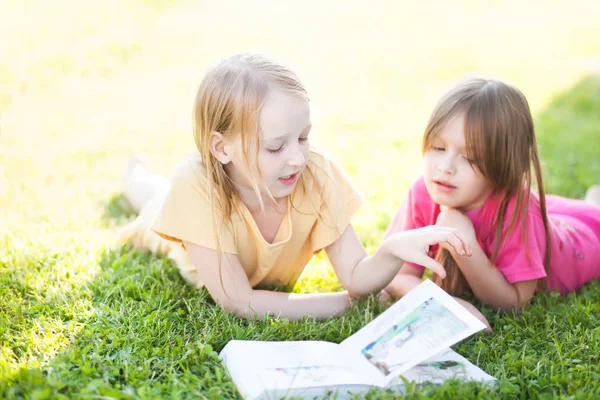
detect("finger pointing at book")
[384,226,472,279]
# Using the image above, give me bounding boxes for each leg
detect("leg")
[584,185,600,206]
[122,154,169,213]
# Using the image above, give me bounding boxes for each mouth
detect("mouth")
[433,179,457,192]
[278,172,299,186]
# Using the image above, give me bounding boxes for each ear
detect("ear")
[209,131,233,164]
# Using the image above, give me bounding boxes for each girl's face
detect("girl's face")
[227,89,311,201]
[423,113,493,211]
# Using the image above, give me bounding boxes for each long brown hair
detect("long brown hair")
[422,77,551,296]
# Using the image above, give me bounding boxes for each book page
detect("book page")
[219,340,374,399]
[339,279,485,386]
[386,348,496,388]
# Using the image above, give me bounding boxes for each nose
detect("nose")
[288,147,306,167]
[438,154,456,175]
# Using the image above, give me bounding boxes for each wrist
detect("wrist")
[446,233,477,255]
[379,235,405,265]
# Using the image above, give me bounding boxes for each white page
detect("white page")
[219,340,374,399]
[386,348,496,388]
[340,280,485,386]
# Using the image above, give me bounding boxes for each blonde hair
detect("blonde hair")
[193,53,310,288]
[194,52,308,216]
[423,77,551,296]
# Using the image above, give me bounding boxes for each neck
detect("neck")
[457,187,495,212]
[234,183,287,214]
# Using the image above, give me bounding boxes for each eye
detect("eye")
[432,146,445,152]
[299,136,309,143]
[267,145,284,154]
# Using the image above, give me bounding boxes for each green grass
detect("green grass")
[1,1,600,398]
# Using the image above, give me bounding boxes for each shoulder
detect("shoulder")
[401,175,433,207]
[298,147,362,205]
[410,175,430,197]
[501,190,543,220]
[306,147,337,172]
[407,176,437,221]
[490,191,546,242]
[303,147,351,187]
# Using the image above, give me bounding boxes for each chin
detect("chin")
[428,192,447,205]
[272,192,291,200]
[430,194,460,209]
[271,186,296,199]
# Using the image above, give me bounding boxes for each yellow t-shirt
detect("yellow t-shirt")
[150,149,363,290]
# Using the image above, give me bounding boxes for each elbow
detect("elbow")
[495,303,522,314]
[472,293,522,313]
[227,302,251,319]
[344,280,370,299]
[347,289,367,300]
[475,287,531,314]
[343,271,377,299]
[221,299,258,320]
[497,291,532,313]
[217,298,246,318]
[220,290,278,321]
[339,279,362,299]
[217,290,255,319]
[491,298,529,314]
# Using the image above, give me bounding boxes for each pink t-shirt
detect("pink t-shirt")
[386,176,600,294]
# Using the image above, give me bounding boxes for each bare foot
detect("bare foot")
[122,153,150,188]
[584,185,600,206]
[122,153,155,213]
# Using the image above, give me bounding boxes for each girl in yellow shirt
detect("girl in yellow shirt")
[119,53,471,320]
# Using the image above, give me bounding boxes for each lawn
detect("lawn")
[1,1,600,398]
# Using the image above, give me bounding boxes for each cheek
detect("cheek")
[422,154,436,175]
[258,153,284,177]
[460,163,480,182]
[301,145,310,164]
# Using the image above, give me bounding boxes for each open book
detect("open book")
[219,280,495,399]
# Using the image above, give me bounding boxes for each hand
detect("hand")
[435,207,476,251]
[384,226,472,278]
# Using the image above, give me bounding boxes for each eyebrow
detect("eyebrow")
[262,124,312,141]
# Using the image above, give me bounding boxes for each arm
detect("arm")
[325,223,472,298]
[435,209,537,312]
[183,240,351,321]
[385,263,425,297]
[447,241,536,312]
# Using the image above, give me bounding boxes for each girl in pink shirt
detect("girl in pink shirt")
[385,77,600,325]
